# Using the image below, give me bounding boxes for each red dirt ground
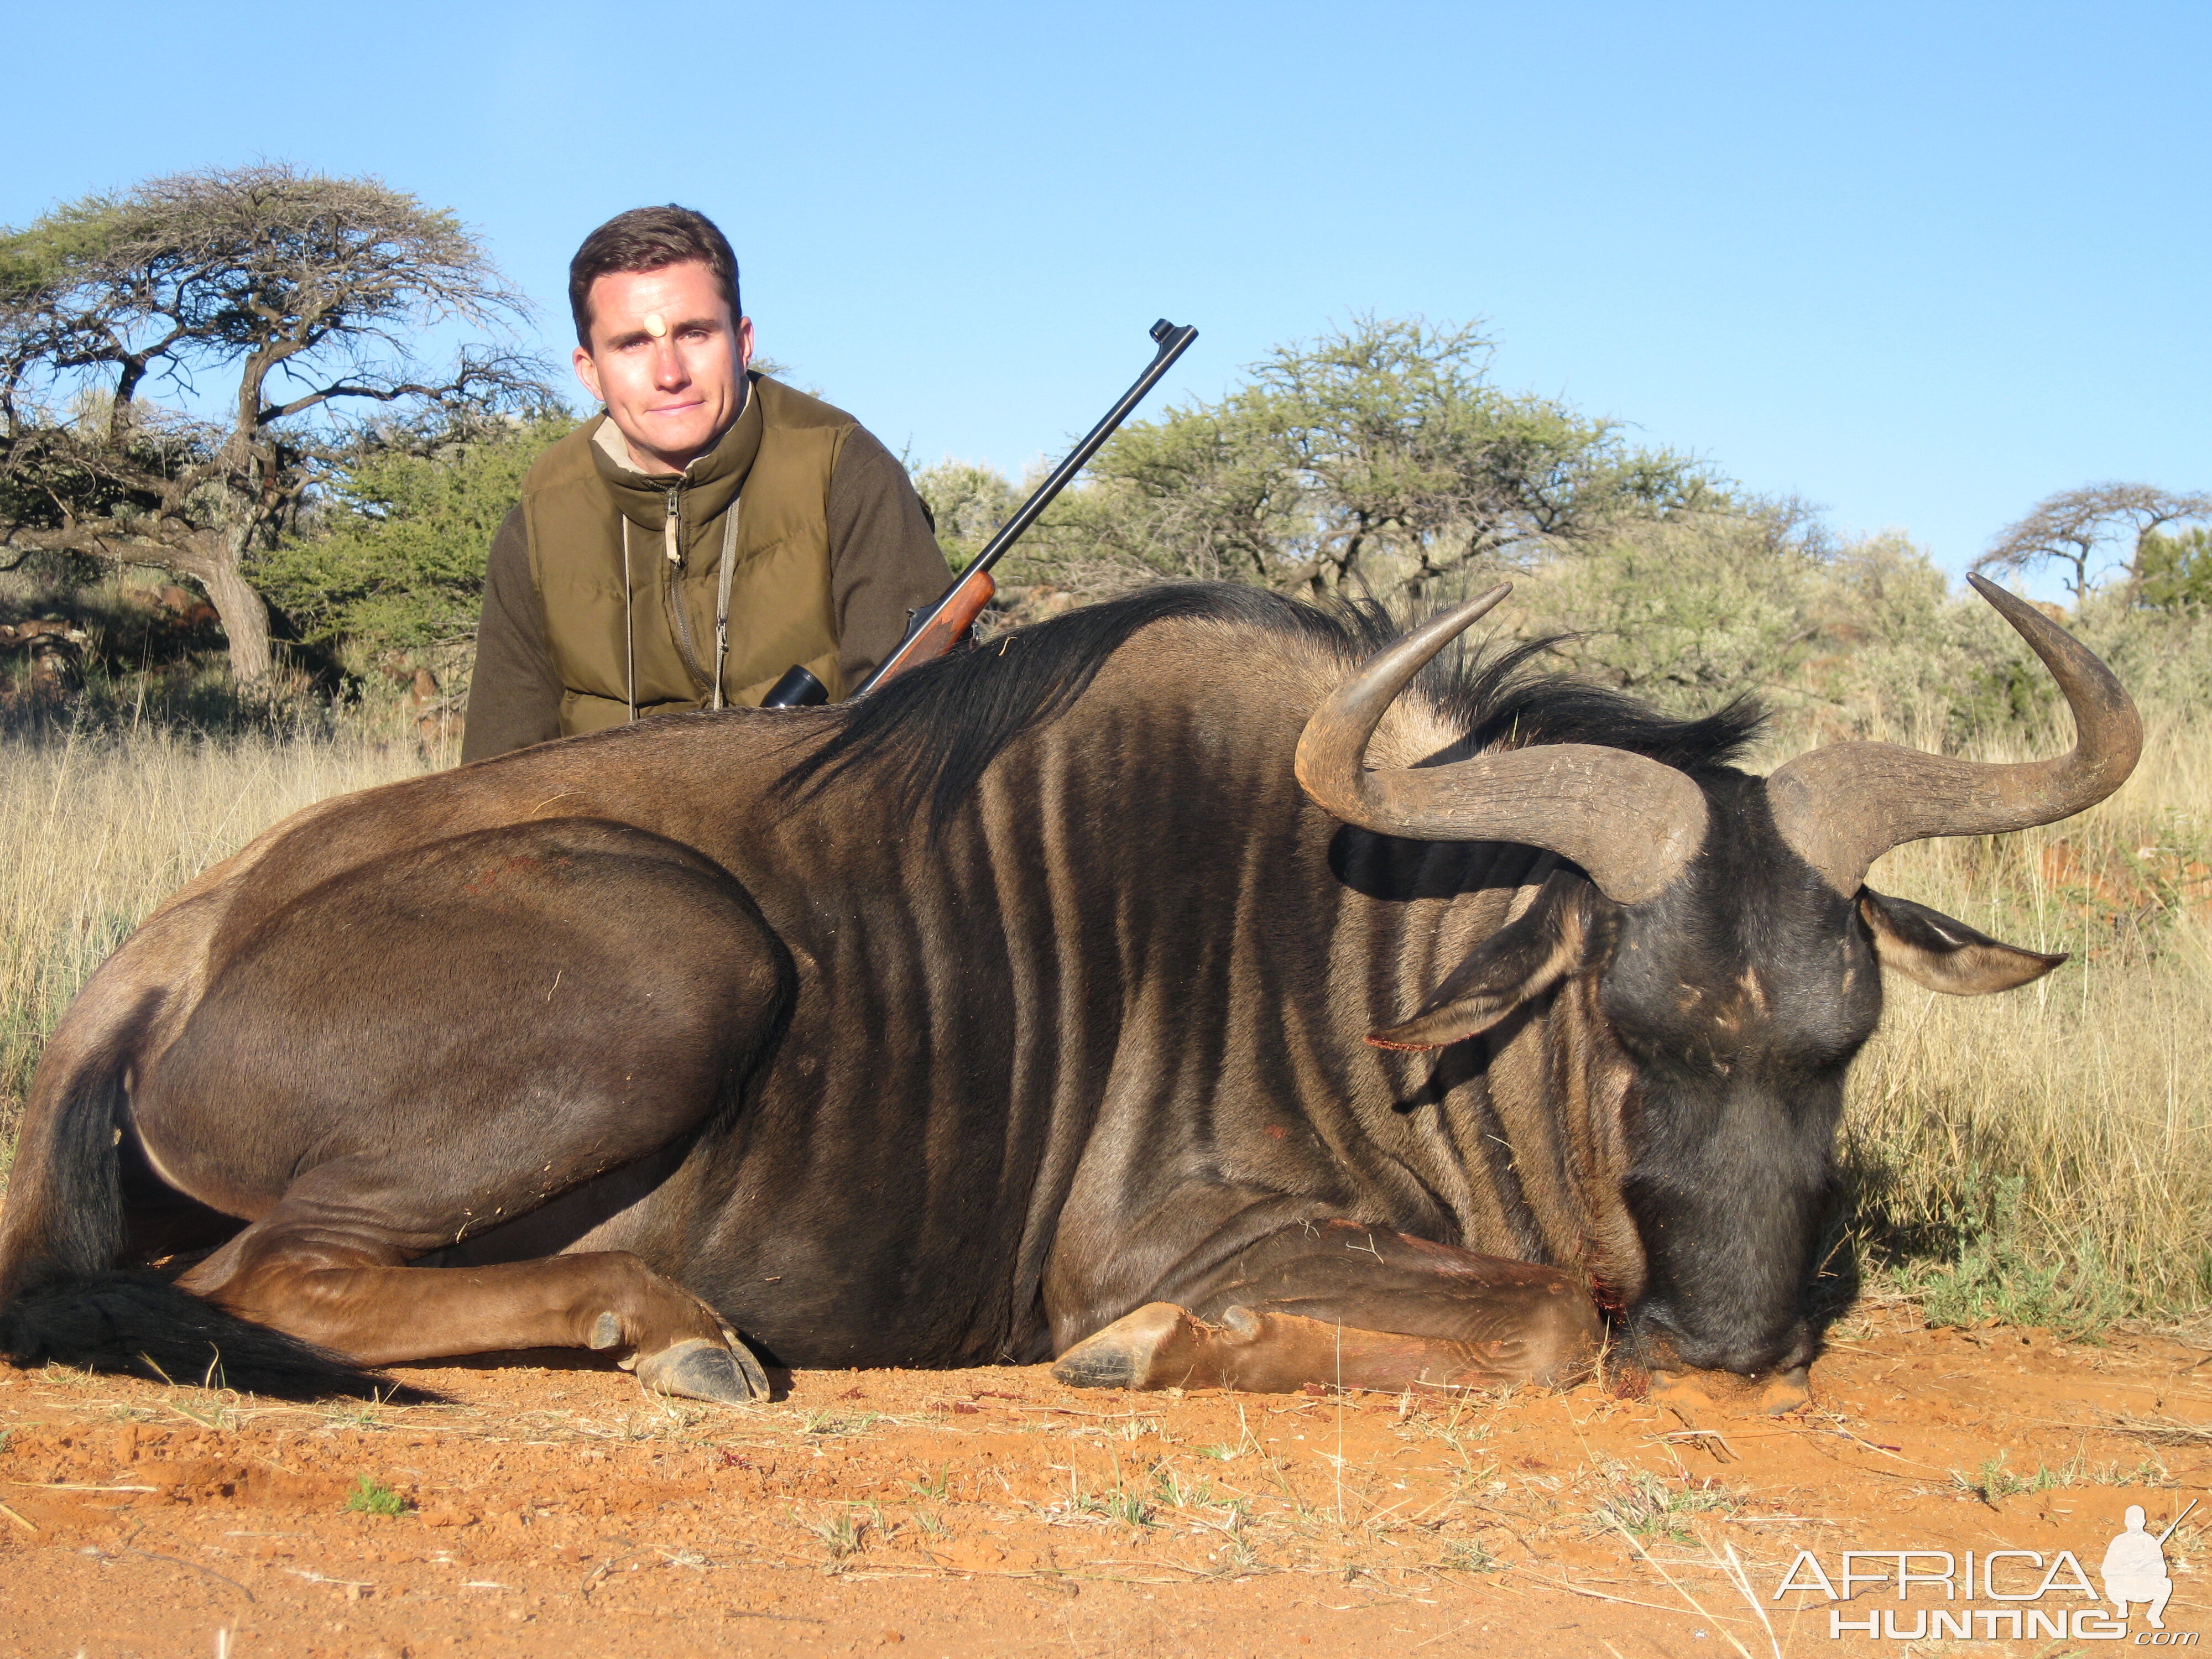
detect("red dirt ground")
[1,1301,2206,1657]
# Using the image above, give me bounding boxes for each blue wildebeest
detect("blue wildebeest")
[0,576,2137,1406]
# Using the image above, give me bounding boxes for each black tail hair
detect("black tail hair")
[0,1272,402,1401]
[0,1021,400,1401]
[24,1020,134,1284]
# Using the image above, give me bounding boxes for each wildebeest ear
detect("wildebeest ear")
[1368,873,1588,1051]
[1859,888,2067,995]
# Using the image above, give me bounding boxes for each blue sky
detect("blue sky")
[6,1,2204,580]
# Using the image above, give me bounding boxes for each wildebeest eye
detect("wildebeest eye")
[1596,1009,1670,1066]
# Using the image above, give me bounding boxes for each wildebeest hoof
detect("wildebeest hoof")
[1754,1365,1812,1415]
[635,1336,770,1404]
[1055,1300,1588,1395]
[1649,1364,1812,1421]
[1053,1302,1217,1390]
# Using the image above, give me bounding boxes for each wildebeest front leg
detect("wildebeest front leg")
[137,819,791,1403]
[1053,1219,1599,1394]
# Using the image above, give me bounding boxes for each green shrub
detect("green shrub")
[2141,526,2212,611]
[252,413,575,675]
[342,1477,409,1517]
[912,459,1020,571]
[1907,1172,2133,1337]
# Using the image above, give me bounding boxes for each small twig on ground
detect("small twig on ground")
[1604,1515,1756,1659]
[126,1549,257,1603]
[12,1483,159,1493]
[1505,1562,1742,1624]
[2059,1414,2212,1444]
[722,1608,830,1623]
[1713,1540,1785,1659]
[1655,1428,1740,1463]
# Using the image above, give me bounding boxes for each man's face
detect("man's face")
[572,260,755,474]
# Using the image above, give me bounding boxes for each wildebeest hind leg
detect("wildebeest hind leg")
[178,1220,765,1401]
[138,818,792,1402]
[1054,1218,1599,1395]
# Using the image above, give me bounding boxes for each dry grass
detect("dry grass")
[0,691,2206,1321]
[1835,708,2212,1321]
[0,716,450,1157]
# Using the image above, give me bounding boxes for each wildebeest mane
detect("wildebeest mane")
[1442,662,1766,776]
[782,582,1766,827]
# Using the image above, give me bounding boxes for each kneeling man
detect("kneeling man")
[463,205,950,759]
[2101,1505,2172,1629]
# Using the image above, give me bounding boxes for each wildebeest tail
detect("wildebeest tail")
[0,1272,394,1400]
[0,1018,394,1401]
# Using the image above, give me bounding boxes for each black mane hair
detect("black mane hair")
[781,582,1767,827]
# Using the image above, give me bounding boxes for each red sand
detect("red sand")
[1,1303,2205,1656]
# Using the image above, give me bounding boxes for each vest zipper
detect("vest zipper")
[661,484,712,691]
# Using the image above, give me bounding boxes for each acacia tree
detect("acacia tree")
[1974,481,2212,609]
[1027,316,1717,606]
[0,164,551,681]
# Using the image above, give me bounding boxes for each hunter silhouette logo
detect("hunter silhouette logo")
[1773,1499,2199,1642]
[2105,1501,2195,1630]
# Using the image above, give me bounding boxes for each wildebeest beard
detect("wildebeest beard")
[0,577,2135,1404]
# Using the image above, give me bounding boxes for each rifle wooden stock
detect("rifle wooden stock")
[872,567,997,691]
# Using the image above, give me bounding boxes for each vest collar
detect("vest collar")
[587,373,764,528]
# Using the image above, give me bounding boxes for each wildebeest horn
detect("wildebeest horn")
[1766,574,2142,896]
[1295,586,1711,904]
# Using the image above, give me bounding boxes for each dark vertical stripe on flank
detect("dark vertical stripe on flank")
[739,582,1764,1359]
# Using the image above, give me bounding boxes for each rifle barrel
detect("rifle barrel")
[961,319,1198,586]
[847,319,1196,698]
[2158,1498,2199,1545]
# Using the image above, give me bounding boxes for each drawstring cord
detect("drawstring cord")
[712,504,738,710]
[621,518,636,723]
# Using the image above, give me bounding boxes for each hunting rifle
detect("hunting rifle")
[758,317,1198,707]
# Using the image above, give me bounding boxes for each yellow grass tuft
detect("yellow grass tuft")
[1839,709,2212,1321]
[0,718,446,1161]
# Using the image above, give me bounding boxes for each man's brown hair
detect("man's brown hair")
[568,205,741,347]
